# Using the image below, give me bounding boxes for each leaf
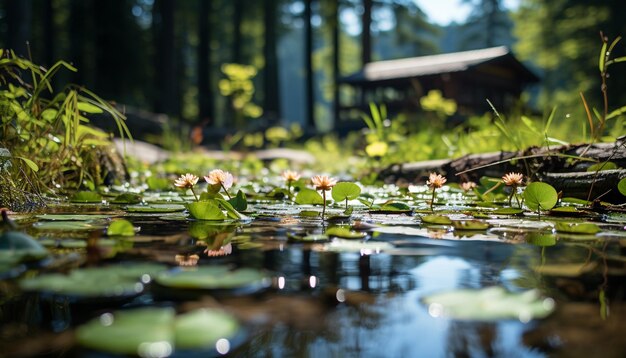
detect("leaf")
[16,156,39,172]
[452,220,490,231]
[125,204,186,213]
[618,178,626,196]
[422,286,554,321]
[227,190,248,211]
[186,201,227,221]
[146,177,171,191]
[174,309,240,350]
[533,262,597,277]
[599,40,608,72]
[555,222,601,235]
[526,233,556,247]
[492,208,524,215]
[215,198,247,220]
[35,214,112,221]
[110,193,142,204]
[107,219,135,236]
[33,221,103,231]
[155,266,269,291]
[523,182,558,211]
[331,182,361,202]
[295,188,324,205]
[70,191,102,203]
[325,226,367,239]
[421,215,452,225]
[587,162,618,172]
[77,101,104,114]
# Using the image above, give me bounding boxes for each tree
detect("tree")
[153,0,178,115]
[263,0,280,123]
[198,0,214,125]
[460,0,513,49]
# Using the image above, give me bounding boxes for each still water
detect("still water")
[2,202,626,357]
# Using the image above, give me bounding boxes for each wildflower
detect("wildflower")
[175,254,200,267]
[502,172,524,187]
[311,175,337,191]
[174,173,199,201]
[502,172,523,207]
[427,173,447,189]
[426,172,446,212]
[311,175,337,218]
[281,170,301,182]
[460,181,477,192]
[205,169,234,199]
[205,243,233,257]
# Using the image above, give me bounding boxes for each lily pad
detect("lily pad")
[187,201,227,221]
[35,214,112,221]
[20,263,167,298]
[155,266,270,292]
[76,307,240,355]
[110,193,142,204]
[70,191,103,203]
[555,222,601,235]
[533,262,597,277]
[331,182,361,202]
[325,226,367,239]
[618,177,626,196]
[526,233,557,246]
[549,207,581,216]
[492,208,524,215]
[295,188,324,205]
[107,219,136,236]
[421,215,452,225]
[299,210,320,217]
[422,286,554,321]
[523,182,558,211]
[33,221,103,231]
[452,220,490,230]
[126,204,187,213]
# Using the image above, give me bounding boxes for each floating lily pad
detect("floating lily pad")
[549,207,581,216]
[325,226,367,239]
[618,177,626,196]
[110,193,142,204]
[126,204,186,213]
[295,188,324,205]
[155,266,270,293]
[299,210,320,217]
[421,215,452,225]
[187,201,227,221]
[70,191,103,203]
[331,182,361,202]
[452,220,490,230]
[107,219,136,236]
[526,233,557,246]
[523,182,558,211]
[35,214,112,221]
[33,221,103,231]
[298,234,329,242]
[422,286,554,321]
[76,307,240,355]
[555,222,601,234]
[19,263,167,299]
[492,208,524,215]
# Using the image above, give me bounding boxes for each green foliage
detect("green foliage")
[523,182,558,213]
[219,63,263,129]
[295,188,324,205]
[555,222,601,234]
[186,200,227,221]
[618,177,626,196]
[228,190,248,212]
[0,50,131,206]
[107,219,135,237]
[331,182,361,209]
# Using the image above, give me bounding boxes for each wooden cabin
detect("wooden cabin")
[337,46,539,129]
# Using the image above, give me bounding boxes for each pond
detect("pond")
[2,182,626,357]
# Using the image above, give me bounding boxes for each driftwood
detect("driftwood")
[380,137,626,203]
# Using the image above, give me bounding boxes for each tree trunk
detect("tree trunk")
[232,0,243,63]
[263,0,280,124]
[153,0,178,115]
[331,0,340,129]
[361,0,372,65]
[198,0,214,125]
[304,0,315,129]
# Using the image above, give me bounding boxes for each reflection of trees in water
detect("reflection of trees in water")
[446,321,497,357]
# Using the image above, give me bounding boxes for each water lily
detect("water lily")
[205,242,233,257]
[174,173,200,201]
[281,170,301,197]
[205,169,234,199]
[311,175,337,217]
[502,172,524,207]
[175,254,200,267]
[460,181,477,192]
[427,173,446,212]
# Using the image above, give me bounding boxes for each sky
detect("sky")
[415,0,520,26]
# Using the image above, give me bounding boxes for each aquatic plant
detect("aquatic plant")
[281,170,301,198]
[502,172,524,207]
[426,173,446,212]
[523,182,558,220]
[331,182,361,212]
[174,173,200,201]
[204,169,234,199]
[311,175,337,218]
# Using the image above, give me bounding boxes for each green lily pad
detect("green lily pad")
[331,182,361,202]
[76,307,240,355]
[110,193,142,204]
[492,208,524,215]
[20,263,167,298]
[422,286,554,321]
[549,207,581,216]
[35,214,112,221]
[452,220,490,230]
[0,231,49,272]
[146,177,171,191]
[187,201,226,221]
[325,226,367,239]
[380,202,411,212]
[227,190,248,212]
[555,222,601,234]
[299,234,329,242]
[523,182,558,211]
[295,188,324,205]
[107,219,136,236]
[70,191,103,203]
[33,221,102,231]
[189,221,236,240]
[155,266,269,292]
[299,210,320,217]
[526,233,557,246]
[618,177,626,196]
[587,161,618,172]
[421,215,452,225]
[126,204,187,213]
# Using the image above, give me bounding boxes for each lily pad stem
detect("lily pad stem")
[221,184,232,199]
[430,188,436,212]
[190,187,199,201]
[322,190,327,218]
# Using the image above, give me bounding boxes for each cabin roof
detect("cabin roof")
[341,46,539,84]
